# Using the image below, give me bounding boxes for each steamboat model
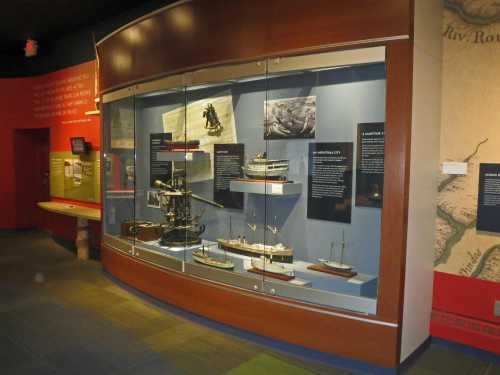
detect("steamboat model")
[242,152,289,181]
[217,238,293,263]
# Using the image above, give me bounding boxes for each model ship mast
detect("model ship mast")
[266,216,280,243]
[340,229,345,266]
[247,210,257,244]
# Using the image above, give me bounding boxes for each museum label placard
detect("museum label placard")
[477,163,500,233]
[307,142,353,223]
[355,122,384,208]
[150,133,172,187]
[214,144,244,209]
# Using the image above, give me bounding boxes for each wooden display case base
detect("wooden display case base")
[307,264,358,278]
[101,244,400,367]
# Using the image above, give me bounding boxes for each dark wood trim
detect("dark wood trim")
[97,0,411,92]
[377,38,413,325]
[102,244,400,367]
[377,39,414,362]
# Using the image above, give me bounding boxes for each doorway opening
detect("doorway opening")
[14,128,50,229]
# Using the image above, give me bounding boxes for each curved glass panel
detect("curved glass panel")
[101,48,386,314]
[102,96,135,252]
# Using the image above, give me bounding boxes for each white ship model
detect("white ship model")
[218,215,293,263]
[318,240,353,272]
[192,245,234,270]
[242,152,289,180]
[218,238,293,263]
[312,230,356,278]
[251,256,294,277]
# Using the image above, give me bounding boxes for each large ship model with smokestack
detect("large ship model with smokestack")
[241,152,289,181]
[217,216,293,263]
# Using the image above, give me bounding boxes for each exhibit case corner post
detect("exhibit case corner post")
[101,46,388,315]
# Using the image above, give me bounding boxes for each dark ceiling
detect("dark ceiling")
[0,0,176,56]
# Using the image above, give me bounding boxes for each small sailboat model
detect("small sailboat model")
[308,230,357,278]
[192,244,234,270]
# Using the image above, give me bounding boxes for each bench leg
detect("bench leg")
[76,218,89,260]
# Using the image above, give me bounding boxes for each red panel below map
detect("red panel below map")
[431,310,500,354]
[431,271,500,353]
[432,271,500,324]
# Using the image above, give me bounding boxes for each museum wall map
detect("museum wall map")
[436,0,500,282]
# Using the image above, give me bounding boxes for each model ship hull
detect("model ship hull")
[242,167,288,180]
[121,221,162,242]
[319,260,353,271]
[192,250,234,270]
[217,239,293,263]
[308,259,357,278]
[249,256,294,280]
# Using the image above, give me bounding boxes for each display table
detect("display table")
[38,201,101,260]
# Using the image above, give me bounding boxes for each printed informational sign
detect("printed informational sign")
[50,151,100,203]
[355,122,385,208]
[214,144,244,209]
[150,133,172,187]
[307,142,353,223]
[477,163,500,233]
[110,105,134,149]
[442,162,468,175]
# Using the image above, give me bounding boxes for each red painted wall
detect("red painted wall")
[0,61,101,246]
[431,272,500,354]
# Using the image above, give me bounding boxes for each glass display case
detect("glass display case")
[102,47,386,314]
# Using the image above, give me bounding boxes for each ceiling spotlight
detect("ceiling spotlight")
[25,39,38,57]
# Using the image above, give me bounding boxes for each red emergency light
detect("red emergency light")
[25,39,38,57]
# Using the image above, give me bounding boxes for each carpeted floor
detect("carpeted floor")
[0,230,498,375]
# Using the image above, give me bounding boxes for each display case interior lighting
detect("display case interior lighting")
[186,80,233,92]
[228,74,268,84]
[136,88,183,98]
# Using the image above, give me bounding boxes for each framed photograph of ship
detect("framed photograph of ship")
[264,96,316,139]
[355,122,385,208]
[307,142,353,223]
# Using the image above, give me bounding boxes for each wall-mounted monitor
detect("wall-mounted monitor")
[70,137,91,155]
